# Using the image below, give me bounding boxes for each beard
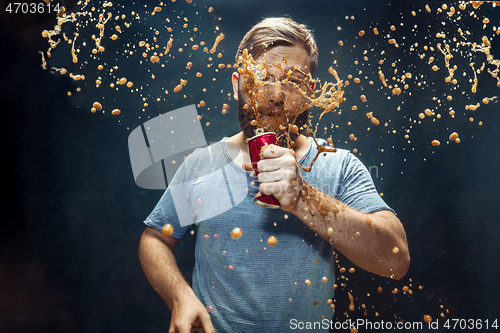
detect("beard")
[237,89,309,148]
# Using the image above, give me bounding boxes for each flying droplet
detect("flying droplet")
[231,227,242,239]
[93,102,102,110]
[162,224,174,237]
[267,236,277,246]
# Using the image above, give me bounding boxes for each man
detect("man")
[139,17,410,333]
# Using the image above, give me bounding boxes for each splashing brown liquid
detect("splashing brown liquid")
[237,49,345,153]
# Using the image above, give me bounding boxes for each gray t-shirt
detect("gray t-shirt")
[144,137,393,332]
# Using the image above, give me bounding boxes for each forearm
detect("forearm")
[290,180,410,279]
[138,228,195,310]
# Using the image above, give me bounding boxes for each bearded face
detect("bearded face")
[237,87,309,147]
[234,45,315,147]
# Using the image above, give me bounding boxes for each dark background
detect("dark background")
[1,0,500,332]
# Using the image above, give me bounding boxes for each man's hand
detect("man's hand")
[243,144,302,212]
[139,227,215,333]
[168,292,215,333]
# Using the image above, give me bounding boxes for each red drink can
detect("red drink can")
[247,132,281,209]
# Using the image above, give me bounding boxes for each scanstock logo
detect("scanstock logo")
[128,104,248,226]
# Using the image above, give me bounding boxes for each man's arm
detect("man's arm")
[138,226,215,333]
[291,187,409,279]
[251,145,410,280]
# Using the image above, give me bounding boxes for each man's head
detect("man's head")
[235,17,318,75]
[232,17,318,146]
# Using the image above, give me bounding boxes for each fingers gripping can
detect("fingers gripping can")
[247,132,281,209]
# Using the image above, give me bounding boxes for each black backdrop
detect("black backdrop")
[1,1,500,332]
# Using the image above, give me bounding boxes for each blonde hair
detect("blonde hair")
[235,17,318,74]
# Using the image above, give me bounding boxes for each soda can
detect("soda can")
[247,132,281,209]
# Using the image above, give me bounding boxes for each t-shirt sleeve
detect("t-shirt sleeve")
[337,152,395,214]
[143,160,194,239]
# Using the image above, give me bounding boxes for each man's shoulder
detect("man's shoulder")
[176,138,239,178]
[184,137,238,163]
[308,137,351,159]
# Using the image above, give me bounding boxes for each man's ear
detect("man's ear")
[232,72,239,100]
